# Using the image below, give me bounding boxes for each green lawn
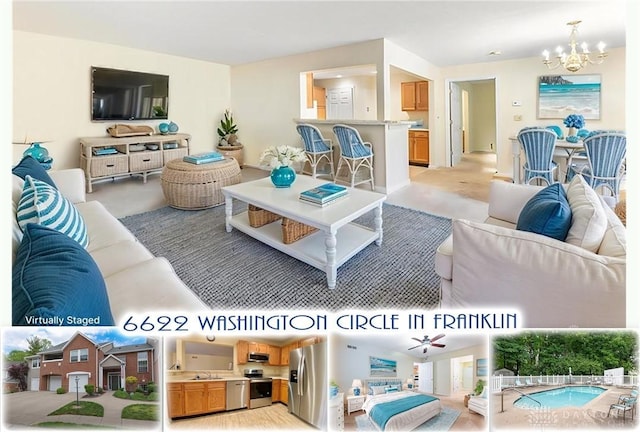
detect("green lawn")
[35,422,113,429]
[48,401,104,417]
[121,404,159,421]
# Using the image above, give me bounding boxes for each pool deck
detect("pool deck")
[491,384,638,429]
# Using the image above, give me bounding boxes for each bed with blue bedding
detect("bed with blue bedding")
[362,380,441,430]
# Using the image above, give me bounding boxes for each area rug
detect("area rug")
[120,203,451,310]
[354,406,461,431]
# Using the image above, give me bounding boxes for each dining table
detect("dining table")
[510,137,584,184]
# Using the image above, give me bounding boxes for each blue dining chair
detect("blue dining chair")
[517,128,558,185]
[332,124,374,189]
[296,123,334,180]
[568,131,626,203]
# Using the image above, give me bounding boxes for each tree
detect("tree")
[125,376,138,393]
[26,336,52,355]
[7,363,29,391]
[6,350,28,362]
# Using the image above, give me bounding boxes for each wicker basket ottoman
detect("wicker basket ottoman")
[161,158,241,210]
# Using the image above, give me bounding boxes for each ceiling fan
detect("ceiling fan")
[408,334,446,354]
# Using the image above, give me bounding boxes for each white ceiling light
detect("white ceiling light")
[542,20,607,73]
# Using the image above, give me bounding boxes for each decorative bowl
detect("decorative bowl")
[158,123,170,134]
[146,144,160,151]
[168,122,179,134]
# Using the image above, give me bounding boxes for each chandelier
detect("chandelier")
[542,20,607,73]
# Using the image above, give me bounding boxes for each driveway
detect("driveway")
[2,390,160,430]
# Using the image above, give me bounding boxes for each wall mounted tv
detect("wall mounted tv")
[91,67,169,121]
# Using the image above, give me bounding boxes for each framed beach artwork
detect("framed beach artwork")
[476,358,488,376]
[369,356,397,377]
[537,74,601,120]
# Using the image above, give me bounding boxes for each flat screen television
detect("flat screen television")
[91,67,169,121]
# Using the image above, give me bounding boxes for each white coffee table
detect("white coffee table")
[222,176,386,289]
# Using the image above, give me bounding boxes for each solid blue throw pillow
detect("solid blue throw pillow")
[12,155,57,188]
[12,224,114,326]
[516,183,572,241]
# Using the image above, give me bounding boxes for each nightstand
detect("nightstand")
[347,395,366,415]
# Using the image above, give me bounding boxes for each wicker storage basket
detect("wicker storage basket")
[248,205,281,227]
[281,218,318,244]
[90,154,129,177]
[163,147,189,164]
[129,150,163,172]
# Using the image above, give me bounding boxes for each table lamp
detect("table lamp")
[407,378,413,389]
[352,379,362,396]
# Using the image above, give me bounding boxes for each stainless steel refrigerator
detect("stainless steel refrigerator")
[289,342,327,429]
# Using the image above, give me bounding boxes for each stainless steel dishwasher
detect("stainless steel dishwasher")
[226,380,248,411]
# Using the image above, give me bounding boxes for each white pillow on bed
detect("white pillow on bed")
[372,386,385,395]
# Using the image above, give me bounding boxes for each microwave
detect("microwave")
[248,352,269,363]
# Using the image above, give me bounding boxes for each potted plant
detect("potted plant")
[216,109,244,167]
[474,379,486,396]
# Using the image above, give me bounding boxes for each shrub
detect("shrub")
[84,384,95,396]
[96,387,104,394]
[131,392,148,401]
[135,386,144,393]
[147,382,158,394]
[147,392,160,401]
[114,389,129,399]
[56,387,67,394]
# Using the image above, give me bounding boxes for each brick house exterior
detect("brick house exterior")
[36,331,157,393]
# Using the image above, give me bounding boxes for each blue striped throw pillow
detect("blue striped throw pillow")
[16,175,89,248]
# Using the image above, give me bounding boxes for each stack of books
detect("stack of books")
[93,147,119,156]
[299,183,348,207]
[183,152,224,165]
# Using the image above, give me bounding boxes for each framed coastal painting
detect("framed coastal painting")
[369,356,397,377]
[537,74,601,120]
[476,358,488,376]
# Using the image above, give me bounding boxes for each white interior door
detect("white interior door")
[418,362,434,393]
[327,87,354,120]
[449,82,463,166]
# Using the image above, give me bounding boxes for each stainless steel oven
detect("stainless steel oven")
[244,369,272,409]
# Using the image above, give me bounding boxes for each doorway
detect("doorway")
[108,373,121,391]
[448,78,497,167]
[451,355,474,396]
[327,87,354,120]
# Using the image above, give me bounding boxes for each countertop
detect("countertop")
[409,127,429,132]
[169,376,250,383]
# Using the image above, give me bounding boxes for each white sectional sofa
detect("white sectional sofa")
[435,180,626,328]
[12,167,207,325]
[468,389,487,417]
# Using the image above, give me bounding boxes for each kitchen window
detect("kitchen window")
[137,352,148,373]
[70,349,88,363]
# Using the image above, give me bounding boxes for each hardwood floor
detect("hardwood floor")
[168,403,314,430]
[343,393,486,431]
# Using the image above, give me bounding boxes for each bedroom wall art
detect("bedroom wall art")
[369,356,397,377]
[476,358,488,376]
[537,74,601,120]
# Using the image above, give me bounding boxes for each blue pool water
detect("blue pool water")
[514,386,606,409]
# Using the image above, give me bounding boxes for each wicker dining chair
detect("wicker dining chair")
[332,124,374,190]
[296,123,334,180]
[517,127,558,185]
[567,131,627,203]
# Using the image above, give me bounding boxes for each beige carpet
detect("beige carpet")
[410,153,497,202]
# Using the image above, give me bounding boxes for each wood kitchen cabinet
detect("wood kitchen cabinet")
[268,345,281,366]
[401,81,429,111]
[272,379,281,402]
[167,383,185,418]
[169,382,227,419]
[314,85,326,119]
[236,340,248,365]
[409,130,430,166]
[280,380,289,405]
[280,343,291,365]
[248,342,269,353]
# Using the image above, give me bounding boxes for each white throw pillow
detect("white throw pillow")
[372,386,385,395]
[16,175,89,248]
[565,175,607,253]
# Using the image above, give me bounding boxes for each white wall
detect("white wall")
[231,40,384,167]
[330,335,415,397]
[441,47,626,175]
[13,31,231,169]
[425,344,487,396]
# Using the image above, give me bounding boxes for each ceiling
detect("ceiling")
[13,1,626,68]
[338,333,485,360]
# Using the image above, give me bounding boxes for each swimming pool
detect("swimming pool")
[514,386,606,409]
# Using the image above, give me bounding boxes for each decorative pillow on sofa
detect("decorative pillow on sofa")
[12,155,57,188]
[16,175,89,248]
[565,175,607,253]
[12,223,114,326]
[516,183,572,241]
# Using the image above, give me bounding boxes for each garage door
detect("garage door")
[69,374,89,393]
[48,376,61,392]
[30,377,40,391]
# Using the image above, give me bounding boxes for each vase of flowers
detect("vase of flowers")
[563,114,585,137]
[259,145,307,188]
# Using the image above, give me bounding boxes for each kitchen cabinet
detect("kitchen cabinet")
[268,345,281,366]
[167,383,185,418]
[299,336,322,347]
[236,341,248,365]
[272,379,281,402]
[409,130,430,166]
[280,343,291,365]
[280,380,289,405]
[169,382,227,418]
[314,85,326,120]
[248,342,269,354]
[401,81,429,111]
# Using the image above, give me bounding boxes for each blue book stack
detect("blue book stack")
[183,152,224,164]
[299,183,348,206]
